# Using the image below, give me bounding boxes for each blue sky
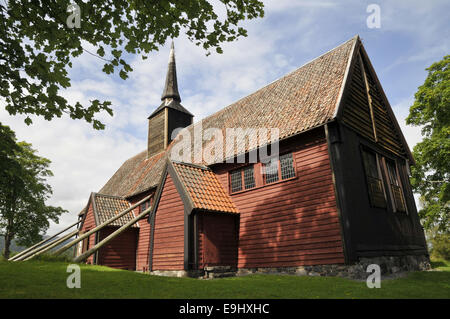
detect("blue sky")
[1,0,449,233]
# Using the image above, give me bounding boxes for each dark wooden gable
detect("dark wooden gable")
[340,44,409,160]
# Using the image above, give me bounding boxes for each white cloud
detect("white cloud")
[0,109,143,233]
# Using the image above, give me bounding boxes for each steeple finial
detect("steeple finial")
[161,41,181,102]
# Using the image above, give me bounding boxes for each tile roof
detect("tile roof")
[99,151,167,198]
[171,161,238,214]
[178,36,356,164]
[92,193,137,228]
[98,36,358,199]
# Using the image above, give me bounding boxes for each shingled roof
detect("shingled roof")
[93,193,138,227]
[170,161,238,214]
[99,36,359,199]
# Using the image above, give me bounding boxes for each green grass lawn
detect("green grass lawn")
[0,258,449,299]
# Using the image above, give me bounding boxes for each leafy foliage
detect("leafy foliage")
[406,55,449,232]
[0,123,66,258]
[0,1,264,129]
[430,233,450,260]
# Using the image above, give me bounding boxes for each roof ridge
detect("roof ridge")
[171,160,210,171]
[94,192,128,201]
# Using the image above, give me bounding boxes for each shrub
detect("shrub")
[430,233,450,260]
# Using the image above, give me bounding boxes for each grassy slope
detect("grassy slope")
[0,259,449,299]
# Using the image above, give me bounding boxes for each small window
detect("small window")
[386,160,406,212]
[264,159,279,184]
[280,153,296,180]
[230,170,243,193]
[361,149,387,208]
[243,166,256,189]
[263,153,296,184]
[230,165,256,193]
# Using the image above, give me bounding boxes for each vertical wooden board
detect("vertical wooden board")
[342,54,375,141]
[341,48,406,158]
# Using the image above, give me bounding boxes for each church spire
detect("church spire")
[147,41,193,158]
[161,41,181,102]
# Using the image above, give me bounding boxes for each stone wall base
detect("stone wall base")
[149,267,236,279]
[203,266,237,279]
[147,255,430,280]
[149,270,204,278]
[237,255,431,280]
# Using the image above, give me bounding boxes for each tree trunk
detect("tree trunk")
[3,232,12,259]
[3,216,14,259]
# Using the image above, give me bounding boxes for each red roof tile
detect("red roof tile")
[171,161,238,214]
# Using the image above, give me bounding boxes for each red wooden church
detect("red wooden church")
[76,36,429,277]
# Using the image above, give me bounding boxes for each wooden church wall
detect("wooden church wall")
[79,202,97,265]
[327,122,428,262]
[214,128,345,268]
[97,226,138,270]
[129,190,155,272]
[151,174,185,270]
[334,46,427,261]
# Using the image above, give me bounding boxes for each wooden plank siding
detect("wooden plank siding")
[129,190,155,272]
[151,174,185,270]
[213,129,345,268]
[364,57,406,157]
[97,227,138,270]
[79,203,97,264]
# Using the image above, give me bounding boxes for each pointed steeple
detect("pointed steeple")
[161,41,181,102]
[147,41,193,158]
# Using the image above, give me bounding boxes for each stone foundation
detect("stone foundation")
[149,270,204,278]
[237,255,431,280]
[147,255,430,280]
[203,266,237,279]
